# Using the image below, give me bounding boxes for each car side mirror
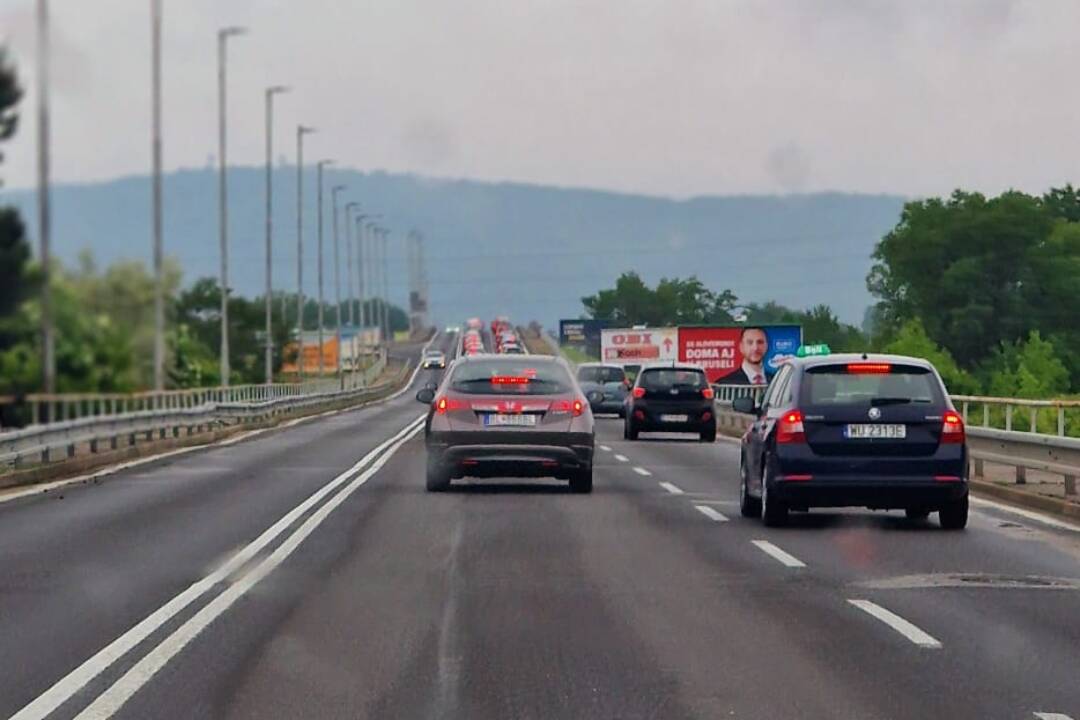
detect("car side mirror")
[732,396,758,415]
[416,388,436,404]
[586,390,604,404]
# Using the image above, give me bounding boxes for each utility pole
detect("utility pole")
[295,125,315,380]
[151,0,164,390]
[345,202,360,327]
[37,0,54,397]
[331,186,346,386]
[217,25,246,387]
[263,85,288,385]
[381,228,390,343]
[315,159,333,377]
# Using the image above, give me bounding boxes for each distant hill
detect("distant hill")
[1,168,905,327]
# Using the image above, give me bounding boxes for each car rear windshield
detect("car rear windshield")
[450,360,573,395]
[577,366,626,384]
[640,368,707,391]
[800,364,944,406]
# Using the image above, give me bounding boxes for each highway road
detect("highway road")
[1,332,1078,719]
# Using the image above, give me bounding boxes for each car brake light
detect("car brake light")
[490,376,529,385]
[701,387,714,400]
[435,397,468,414]
[941,410,965,443]
[776,409,806,443]
[549,399,586,417]
[632,387,646,398]
[847,363,892,374]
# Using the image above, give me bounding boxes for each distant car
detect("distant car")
[733,353,968,529]
[421,349,447,369]
[501,345,526,355]
[624,363,716,442]
[576,363,629,417]
[417,354,595,493]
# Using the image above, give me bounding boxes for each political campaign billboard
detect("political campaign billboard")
[601,328,678,363]
[560,319,609,358]
[678,325,802,384]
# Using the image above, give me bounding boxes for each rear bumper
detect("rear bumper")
[771,476,968,509]
[590,400,625,415]
[428,433,594,477]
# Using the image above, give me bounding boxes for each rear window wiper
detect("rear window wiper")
[870,397,931,407]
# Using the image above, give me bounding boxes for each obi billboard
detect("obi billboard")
[601,328,678,363]
[678,325,802,384]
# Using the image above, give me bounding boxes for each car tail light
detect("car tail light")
[435,397,468,414]
[632,387,646,398]
[776,409,806,444]
[702,410,713,421]
[941,411,965,444]
[701,387,714,400]
[490,376,529,385]
[633,409,645,421]
[847,363,892,374]
[782,474,813,481]
[934,474,961,482]
[550,399,586,417]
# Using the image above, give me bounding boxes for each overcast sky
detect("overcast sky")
[0,0,1077,198]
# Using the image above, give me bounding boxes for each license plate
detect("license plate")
[483,413,538,427]
[845,423,906,439]
[660,414,689,423]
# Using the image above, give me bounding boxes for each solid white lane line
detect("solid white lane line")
[614,454,630,462]
[74,420,426,719]
[971,496,1080,534]
[847,600,942,649]
[11,414,426,720]
[751,540,806,568]
[1034,713,1075,719]
[598,445,612,452]
[659,482,684,495]
[694,505,728,522]
[633,467,652,476]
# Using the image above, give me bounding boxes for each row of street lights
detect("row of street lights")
[34,1,400,392]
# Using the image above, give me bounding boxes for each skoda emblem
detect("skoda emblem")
[868,407,882,420]
[670,388,678,395]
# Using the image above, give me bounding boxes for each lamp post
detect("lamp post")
[37,0,54,397]
[331,185,346,385]
[345,202,360,327]
[151,0,164,390]
[380,228,391,343]
[358,215,381,334]
[295,124,316,380]
[315,159,334,377]
[263,85,288,385]
[217,25,246,387]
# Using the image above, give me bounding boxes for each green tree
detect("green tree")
[988,331,1069,400]
[882,318,978,394]
[582,272,737,326]
[0,49,21,176]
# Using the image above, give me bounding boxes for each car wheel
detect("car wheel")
[425,458,452,492]
[700,425,716,443]
[569,467,593,494]
[739,456,762,518]
[618,407,626,419]
[938,496,968,530]
[905,508,931,521]
[760,463,788,527]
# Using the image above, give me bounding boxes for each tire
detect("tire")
[625,420,639,441]
[760,463,788,527]
[425,458,452,492]
[618,407,626,419]
[739,456,761,518]
[569,467,593,494]
[905,508,931,521]
[700,425,716,443]
[938,496,968,530]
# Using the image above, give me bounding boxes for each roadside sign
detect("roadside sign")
[601,328,678,363]
[678,325,802,384]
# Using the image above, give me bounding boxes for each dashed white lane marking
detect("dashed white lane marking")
[1034,713,1075,719]
[633,467,652,476]
[614,454,630,462]
[659,481,684,495]
[751,540,807,568]
[847,600,942,649]
[971,496,1080,534]
[694,505,728,522]
[10,416,426,720]
[598,445,612,452]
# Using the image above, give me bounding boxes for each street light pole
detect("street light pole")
[217,25,246,388]
[331,185,346,385]
[353,213,370,330]
[37,0,54,397]
[345,202,360,327]
[380,228,391,343]
[315,159,333,378]
[364,221,377,336]
[295,124,315,380]
[151,0,164,391]
[359,215,381,336]
[263,85,288,385]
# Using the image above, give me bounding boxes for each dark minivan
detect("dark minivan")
[734,353,968,528]
[624,363,716,442]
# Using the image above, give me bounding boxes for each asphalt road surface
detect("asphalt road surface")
[1,334,1078,719]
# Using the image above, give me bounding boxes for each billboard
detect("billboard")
[601,328,678,363]
[559,319,609,358]
[678,325,802,384]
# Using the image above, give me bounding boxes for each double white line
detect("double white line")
[13,414,427,720]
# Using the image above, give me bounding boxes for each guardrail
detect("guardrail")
[0,350,404,471]
[0,348,388,431]
[712,384,1078,498]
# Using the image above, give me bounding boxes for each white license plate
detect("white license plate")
[660,414,689,423]
[845,423,906,439]
[483,413,538,427]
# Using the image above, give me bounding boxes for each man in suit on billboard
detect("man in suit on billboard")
[718,327,769,385]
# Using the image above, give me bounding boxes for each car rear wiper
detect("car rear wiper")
[870,397,931,407]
